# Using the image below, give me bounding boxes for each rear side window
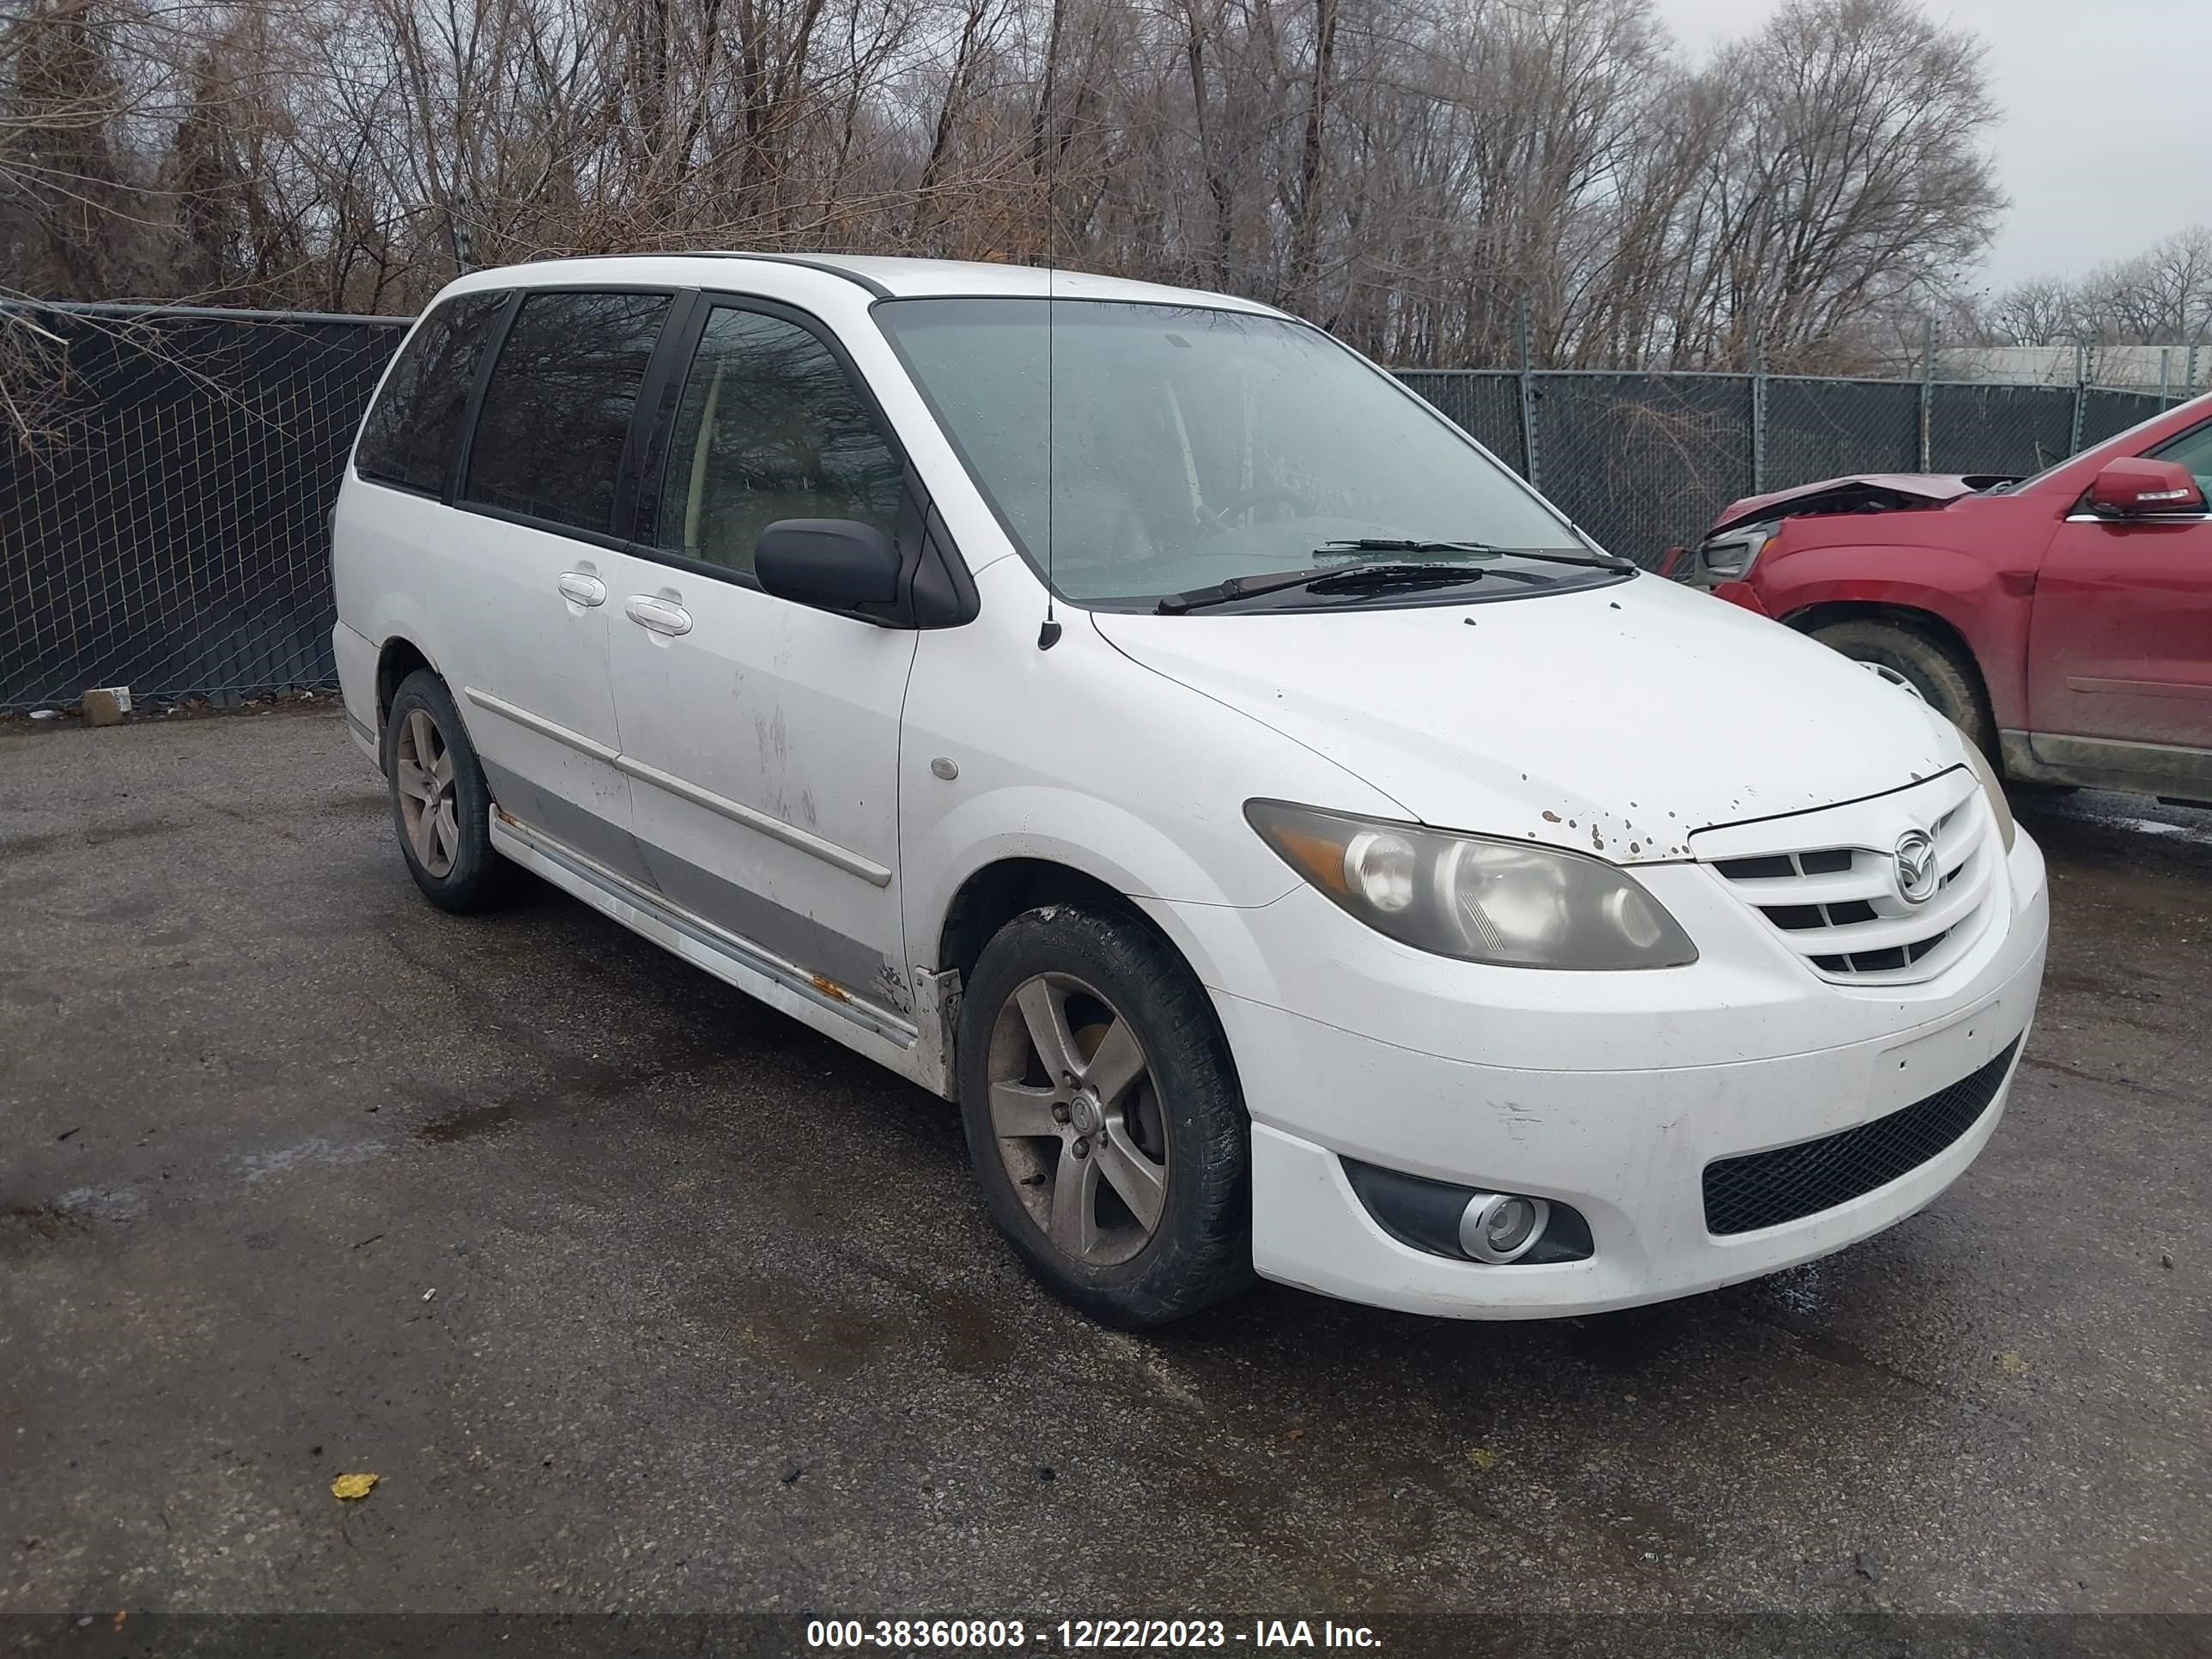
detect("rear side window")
[355,291,507,494]
[464,290,671,536]
[649,305,904,574]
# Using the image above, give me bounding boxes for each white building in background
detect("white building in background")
[1943,343,2206,396]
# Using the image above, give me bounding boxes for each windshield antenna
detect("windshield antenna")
[1036,66,1061,651]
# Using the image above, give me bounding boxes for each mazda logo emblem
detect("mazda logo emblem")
[1893,830,1939,905]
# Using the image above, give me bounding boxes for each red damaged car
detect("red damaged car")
[1668,393,2212,803]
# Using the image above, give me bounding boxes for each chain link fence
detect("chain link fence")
[1,305,406,712]
[1395,368,2176,565]
[0,303,2190,711]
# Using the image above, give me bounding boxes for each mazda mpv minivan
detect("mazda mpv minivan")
[332,253,2050,1327]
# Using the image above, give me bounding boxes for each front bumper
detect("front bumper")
[1155,830,2049,1319]
[1711,578,1769,614]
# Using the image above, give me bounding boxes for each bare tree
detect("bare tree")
[1675,0,2005,368]
[1962,226,2212,351]
[0,0,2018,386]
[2,0,166,297]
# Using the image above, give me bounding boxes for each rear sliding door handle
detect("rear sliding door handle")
[557,572,607,607]
[626,596,693,636]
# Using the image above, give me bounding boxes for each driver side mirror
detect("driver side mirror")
[2087,458,2206,519]
[754,519,902,619]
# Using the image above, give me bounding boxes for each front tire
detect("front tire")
[1810,618,1996,762]
[383,669,509,914]
[957,904,1252,1328]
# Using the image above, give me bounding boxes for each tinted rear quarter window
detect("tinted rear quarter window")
[355,291,507,494]
[464,290,671,536]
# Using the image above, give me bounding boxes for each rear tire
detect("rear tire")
[1809,618,1996,763]
[383,670,510,914]
[957,903,1253,1328]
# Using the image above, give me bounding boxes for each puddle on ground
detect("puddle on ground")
[229,1136,388,1182]
[55,1184,146,1222]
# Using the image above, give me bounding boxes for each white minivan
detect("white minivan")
[331,253,2050,1328]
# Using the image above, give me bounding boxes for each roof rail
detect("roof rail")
[497,250,894,300]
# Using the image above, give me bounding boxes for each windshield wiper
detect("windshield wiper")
[1157,562,1491,615]
[1320,538,1638,572]
[1320,538,1509,555]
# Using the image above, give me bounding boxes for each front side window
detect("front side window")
[650,305,904,574]
[464,290,671,536]
[2149,419,2212,500]
[356,290,506,494]
[873,298,1592,608]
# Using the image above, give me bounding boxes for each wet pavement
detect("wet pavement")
[2,709,2207,1617]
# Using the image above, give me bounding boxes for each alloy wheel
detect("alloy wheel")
[393,708,460,878]
[985,972,1170,1267]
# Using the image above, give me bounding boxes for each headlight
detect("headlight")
[1699,520,1778,579]
[1245,800,1698,969]
[1960,739,2016,853]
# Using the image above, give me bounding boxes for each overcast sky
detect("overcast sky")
[1650,0,2212,293]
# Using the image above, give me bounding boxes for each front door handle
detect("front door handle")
[557,571,607,607]
[626,596,693,636]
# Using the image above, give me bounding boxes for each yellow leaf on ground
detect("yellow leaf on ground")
[1996,1351,2029,1375]
[1467,1447,1498,1470]
[331,1472,380,1501]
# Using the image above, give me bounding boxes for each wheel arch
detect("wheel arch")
[1783,599,1983,679]
[374,635,437,744]
[938,857,1174,988]
[1758,543,2027,728]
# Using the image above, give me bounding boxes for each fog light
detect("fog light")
[1459,1192,1550,1263]
[1340,1158,1592,1265]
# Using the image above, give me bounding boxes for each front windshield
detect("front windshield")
[874,298,1593,607]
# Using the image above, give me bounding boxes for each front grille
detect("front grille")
[1705,770,1995,985]
[1702,1037,2021,1235]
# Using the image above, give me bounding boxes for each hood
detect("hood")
[1091,575,1966,864]
[1708,471,2014,537]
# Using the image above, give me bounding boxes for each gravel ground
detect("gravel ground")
[2,708,2207,1622]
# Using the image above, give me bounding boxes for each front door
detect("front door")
[603,298,917,1018]
[2027,416,2212,774]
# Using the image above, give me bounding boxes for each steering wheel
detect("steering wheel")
[1202,483,1310,532]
